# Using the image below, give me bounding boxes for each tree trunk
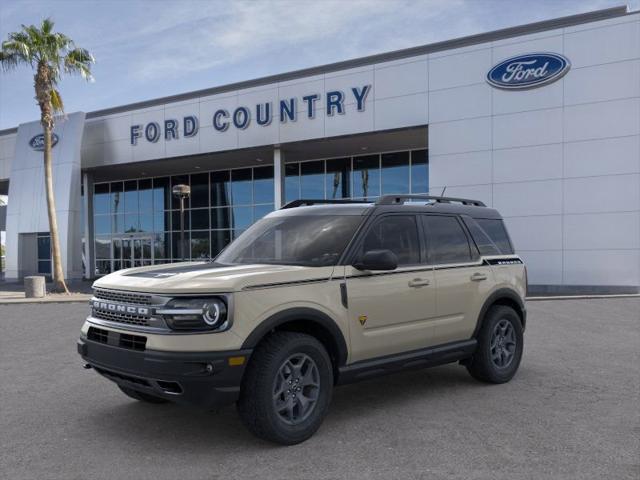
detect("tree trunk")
[43,122,69,294]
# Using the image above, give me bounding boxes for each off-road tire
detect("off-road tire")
[237,332,333,445]
[118,385,168,404]
[466,305,523,384]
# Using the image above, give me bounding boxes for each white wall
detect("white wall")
[428,12,640,288]
[0,133,16,181]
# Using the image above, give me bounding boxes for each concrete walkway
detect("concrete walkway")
[0,280,93,304]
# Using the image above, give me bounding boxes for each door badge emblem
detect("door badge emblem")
[358,315,367,326]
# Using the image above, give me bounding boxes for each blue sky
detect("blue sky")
[0,0,634,130]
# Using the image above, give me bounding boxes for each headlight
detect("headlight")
[157,297,229,332]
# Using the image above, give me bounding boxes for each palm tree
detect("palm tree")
[0,18,94,293]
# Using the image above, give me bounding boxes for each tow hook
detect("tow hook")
[83,363,92,370]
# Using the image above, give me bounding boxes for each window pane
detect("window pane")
[153,233,168,258]
[211,230,232,257]
[113,238,123,261]
[112,214,124,234]
[191,208,210,230]
[95,260,112,275]
[37,235,51,260]
[124,213,139,232]
[475,218,514,254]
[111,182,123,215]
[94,183,110,214]
[411,149,429,194]
[171,210,190,231]
[153,177,171,211]
[326,158,350,199]
[94,215,110,235]
[211,207,232,230]
[254,204,274,221]
[138,179,153,212]
[190,173,209,208]
[139,213,153,232]
[231,168,252,205]
[285,163,300,203]
[254,166,274,204]
[211,171,231,207]
[124,180,138,212]
[153,211,169,232]
[300,161,324,199]
[463,217,500,256]
[361,215,420,266]
[95,236,111,259]
[381,151,410,194]
[37,260,51,275]
[232,206,253,229]
[171,175,190,209]
[190,231,210,260]
[423,215,472,264]
[172,232,189,261]
[352,155,380,199]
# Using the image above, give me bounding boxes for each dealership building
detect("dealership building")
[0,6,638,293]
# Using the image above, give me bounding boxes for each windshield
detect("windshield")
[216,215,363,267]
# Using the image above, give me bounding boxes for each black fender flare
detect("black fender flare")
[473,288,526,337]
[241,307,349,367]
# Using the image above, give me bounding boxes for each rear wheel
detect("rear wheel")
[466,305,523,384]
[118,385,168,404]
[237,332,333,445]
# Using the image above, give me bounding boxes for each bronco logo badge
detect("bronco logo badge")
[487,53,570,90]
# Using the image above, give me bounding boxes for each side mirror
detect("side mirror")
[353,249,398,271]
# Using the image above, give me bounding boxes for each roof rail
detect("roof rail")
[281,199,372,209]
[376,194,486,207]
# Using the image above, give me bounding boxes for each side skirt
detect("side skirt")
[336,339,477,385]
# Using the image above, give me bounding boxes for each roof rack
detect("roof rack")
[376,194,486,207]
[281,199,372,209]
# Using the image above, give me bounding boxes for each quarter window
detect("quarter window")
[360,215,420,266]
[475,218,514,254]
[423,215,472,264]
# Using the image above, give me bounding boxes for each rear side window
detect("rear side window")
[475,218,514,254]
[423,215,472,264]
[360,215,420,266]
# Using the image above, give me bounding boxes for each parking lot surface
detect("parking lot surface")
[1,298,638,480]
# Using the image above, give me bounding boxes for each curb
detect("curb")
[526,294,640,301]
[0,295,92,305]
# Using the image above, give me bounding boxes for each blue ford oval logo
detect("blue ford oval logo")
[29,133,59,151]
[487,53,570,90]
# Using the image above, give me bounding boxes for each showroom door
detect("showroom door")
[113,235,153,271]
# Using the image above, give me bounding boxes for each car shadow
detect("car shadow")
[83,364,483,450]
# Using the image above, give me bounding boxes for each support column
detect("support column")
[83,172,95,279]
[273,147,286,208]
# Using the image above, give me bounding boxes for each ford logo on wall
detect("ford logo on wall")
[487,53,570,90]
[29,133,59,151]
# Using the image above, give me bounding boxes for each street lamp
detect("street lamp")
[172,184,191,261]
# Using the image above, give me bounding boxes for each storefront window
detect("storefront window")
[381,151,410,194]
[353,154,381,200]
[326,158,350,199]
[411,149,429,193]
[301,161,325,199]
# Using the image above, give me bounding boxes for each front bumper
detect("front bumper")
[77,335,252,409]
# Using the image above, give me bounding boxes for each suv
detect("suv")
[78,195,526,444]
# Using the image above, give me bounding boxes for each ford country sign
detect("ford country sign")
[29,133,59,151]
[487,53,570,90]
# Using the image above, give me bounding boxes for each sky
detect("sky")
[0,0,637,130]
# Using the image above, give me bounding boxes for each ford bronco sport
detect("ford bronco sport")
[78,194,526,444]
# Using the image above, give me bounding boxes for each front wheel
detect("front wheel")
[466,305,523,384]
[237,332,333,445]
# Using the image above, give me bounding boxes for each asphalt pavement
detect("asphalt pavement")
[1,298,638,480]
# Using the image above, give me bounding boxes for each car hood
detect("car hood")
[92,262,337,294]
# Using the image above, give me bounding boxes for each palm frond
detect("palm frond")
[64,47,94,81]
[50,88,64,113]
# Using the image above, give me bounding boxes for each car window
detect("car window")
[423,215,473,264]
[462,217,501,256]
[360,215,420,266]
[475,218,514,254]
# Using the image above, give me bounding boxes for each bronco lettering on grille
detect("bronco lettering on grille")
[92,300,149,316]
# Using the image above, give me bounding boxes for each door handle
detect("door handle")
[470,272,488,281]
[408,278,431,288]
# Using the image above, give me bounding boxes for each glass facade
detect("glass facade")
[93,166,274,275]
[92,149,427,275]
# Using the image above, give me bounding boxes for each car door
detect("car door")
[345,214,436,363]
[422,214,493,345]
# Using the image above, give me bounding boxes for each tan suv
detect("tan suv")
[78,195,527,444]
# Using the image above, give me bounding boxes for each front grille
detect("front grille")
[86,326,147,351]
[119,333,147,351]
[94,288,152,305]
[92,309,151,326]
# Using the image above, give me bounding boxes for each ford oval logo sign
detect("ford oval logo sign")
[487,53,570,90]
[29,133,59,151]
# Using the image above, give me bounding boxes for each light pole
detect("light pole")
[172,184,191,261]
